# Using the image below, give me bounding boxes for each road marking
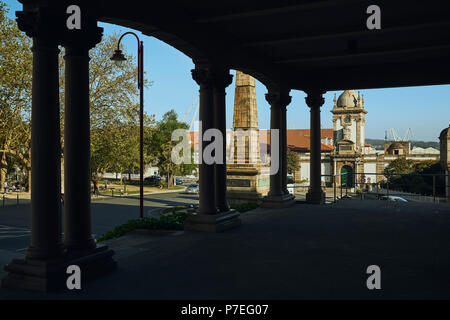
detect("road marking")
[0,234,30,239]
[0,225,30,240]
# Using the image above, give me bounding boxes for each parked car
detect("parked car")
[287,175,295,194]
[175,177,183,185]
[144,175,162,188]
[185,183,199,194]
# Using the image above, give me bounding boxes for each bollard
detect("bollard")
[386,181,389,198]
[2,195,4,207]
[112,189,114,197]
[17,194,19,205]
[333,176,336,203]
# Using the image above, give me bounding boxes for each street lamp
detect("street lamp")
[110,32,144,219]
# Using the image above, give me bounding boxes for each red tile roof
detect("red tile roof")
[260,129,334,152]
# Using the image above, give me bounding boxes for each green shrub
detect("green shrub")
[96,211,191,242]
[97,202,260,243]
[231,202,259,213]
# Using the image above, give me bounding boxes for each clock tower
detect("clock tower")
[330,90,368,188]
[331,90,367,155]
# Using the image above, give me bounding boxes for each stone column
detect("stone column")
[281,104,289,194]
[185,67,240,232]
[212,68,233,212]
[447,168,450,202]
[23,36,64,260]
[305,90,326,204]
[63,29,102,251]
[191,68,217,215]
[2,6,116,293]
[439,126,450,202]
[261,88,295,208]
[268,95,283,196]
[1,25,65,291]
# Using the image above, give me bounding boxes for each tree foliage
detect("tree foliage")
[287,148,300,175]
[384,159,445,196]
[0,2,32,189]
[84,33,154,188]
[147,110,193,188]
[0,0,155,192]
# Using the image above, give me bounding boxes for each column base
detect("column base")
[261,193,296,208]
[1,245,116,292]
[184,210,241,233]
[306,189,325,204]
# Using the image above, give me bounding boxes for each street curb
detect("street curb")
[90,188,187,201]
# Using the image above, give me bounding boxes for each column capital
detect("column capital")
[305,90,326,109]
[16,9,63,46]
[265,88,292,108]
[61,26,103,52]
[192,67,233,89]
[191,68,213,87]
[211,68,233,89]
[16,2,102,49]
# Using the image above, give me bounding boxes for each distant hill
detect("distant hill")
[365,138,440,150]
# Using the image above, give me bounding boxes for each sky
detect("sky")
[4,1,450,142]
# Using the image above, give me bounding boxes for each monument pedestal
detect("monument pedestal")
[184,210,241,232]
[1,245,116,292]
[226,164,270,205]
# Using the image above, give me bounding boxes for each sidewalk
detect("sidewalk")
[1,199,450,299]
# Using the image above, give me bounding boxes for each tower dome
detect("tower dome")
[336,90,363,108]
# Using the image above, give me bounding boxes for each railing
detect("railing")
[1,193,29,208]
[299,172,449,204]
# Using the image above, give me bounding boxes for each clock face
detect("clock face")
[344,116,351,123]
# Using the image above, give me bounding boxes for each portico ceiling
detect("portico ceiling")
[96,0,450,91]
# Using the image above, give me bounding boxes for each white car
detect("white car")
[287,175,295,195]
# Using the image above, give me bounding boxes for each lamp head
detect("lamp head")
[110,49,126,66]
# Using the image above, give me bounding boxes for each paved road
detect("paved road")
[0,191,198,254]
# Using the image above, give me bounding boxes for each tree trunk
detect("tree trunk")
[0,152,7,191]
[27,168,31,193]
[168,172,173,189]
[92,177,99,196]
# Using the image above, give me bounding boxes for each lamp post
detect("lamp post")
[110,32,144,219]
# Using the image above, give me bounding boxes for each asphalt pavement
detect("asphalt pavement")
[0,191,198,254]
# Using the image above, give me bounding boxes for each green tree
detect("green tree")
[383,158,415,181]
[77,33,154,190]
[0,1,156,193]
[148,110,190,188]
[0,2,32,189]
[384,159,445,195]
[286,148,300,176]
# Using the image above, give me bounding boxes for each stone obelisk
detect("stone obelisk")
[226,71,269,204]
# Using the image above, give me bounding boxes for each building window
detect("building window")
[340,145,352,151]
